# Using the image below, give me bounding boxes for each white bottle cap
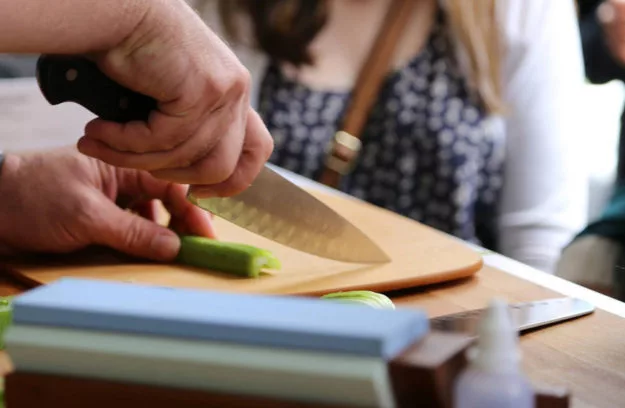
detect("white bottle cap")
[466,297,521,373]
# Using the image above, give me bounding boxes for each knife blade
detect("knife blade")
[35,54,391,264]
[429,297,595,337]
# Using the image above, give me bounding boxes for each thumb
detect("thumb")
[94,201,181,262]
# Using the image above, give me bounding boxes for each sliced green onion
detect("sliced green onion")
[321,290,395,309]
[0,296,13,349]
[176,235,281,278]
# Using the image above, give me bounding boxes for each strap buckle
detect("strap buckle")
[324,131,362,175]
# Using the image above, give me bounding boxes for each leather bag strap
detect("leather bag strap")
[318,0,417,188]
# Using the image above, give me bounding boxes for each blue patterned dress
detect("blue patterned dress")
[256,12,505,247]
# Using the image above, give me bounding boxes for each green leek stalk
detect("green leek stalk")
[176,235,281,278]
[0,296,13,349]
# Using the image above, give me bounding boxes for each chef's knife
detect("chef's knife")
[35,54,391,264]
[429,297,595,337]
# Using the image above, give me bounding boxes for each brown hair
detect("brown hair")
[217,0,503,113]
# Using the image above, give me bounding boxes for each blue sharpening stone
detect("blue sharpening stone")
[12,278,429,360]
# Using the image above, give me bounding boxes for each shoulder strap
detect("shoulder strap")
[318,0,417,189]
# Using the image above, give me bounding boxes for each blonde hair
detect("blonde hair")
[445,0,503,113]
[210,0,503,114]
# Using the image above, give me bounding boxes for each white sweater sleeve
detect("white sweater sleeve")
[494,0,589,273]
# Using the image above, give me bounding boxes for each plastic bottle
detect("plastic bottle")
[453,298,535,408]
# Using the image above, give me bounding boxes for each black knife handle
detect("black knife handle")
[36,54,157,123]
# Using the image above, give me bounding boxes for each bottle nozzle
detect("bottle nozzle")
[467,297,521,372]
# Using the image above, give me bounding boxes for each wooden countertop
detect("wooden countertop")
[1,263,624,408]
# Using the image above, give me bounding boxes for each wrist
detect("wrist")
[100,0,178,56]
[0,0,151,55]
[95,0,208,103]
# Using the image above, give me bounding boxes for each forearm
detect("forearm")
[0,151,20,255]
[0,0,150,54]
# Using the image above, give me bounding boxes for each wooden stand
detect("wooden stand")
[389,332,473,407]
[388,332,570,408]
[4,331,570,408]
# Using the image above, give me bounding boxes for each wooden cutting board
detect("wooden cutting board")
[0,189,483,296]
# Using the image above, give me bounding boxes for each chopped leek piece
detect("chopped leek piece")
[0,296,13,349]
[321,290,395,309]
[176,235,281,278]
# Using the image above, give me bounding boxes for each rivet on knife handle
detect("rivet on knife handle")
[36,54,157,123]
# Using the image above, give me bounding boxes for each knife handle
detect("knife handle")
[36,54,157,123]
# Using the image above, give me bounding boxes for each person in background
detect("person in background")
[189,0,589,274]
[580,0,625,181]
[556,0,625,300]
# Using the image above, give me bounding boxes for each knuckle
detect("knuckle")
[209,165,252,198]
[261,132,274,161]
[211,64,251,102]
[218,177,248,197]
[214,156,239,184]
[233,66,252,95]
[197,154,238,185]
[230,169,255,195]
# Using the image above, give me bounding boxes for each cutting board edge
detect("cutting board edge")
[1,187,487,298]
[283,255,484,296]
[0,254,484,298]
